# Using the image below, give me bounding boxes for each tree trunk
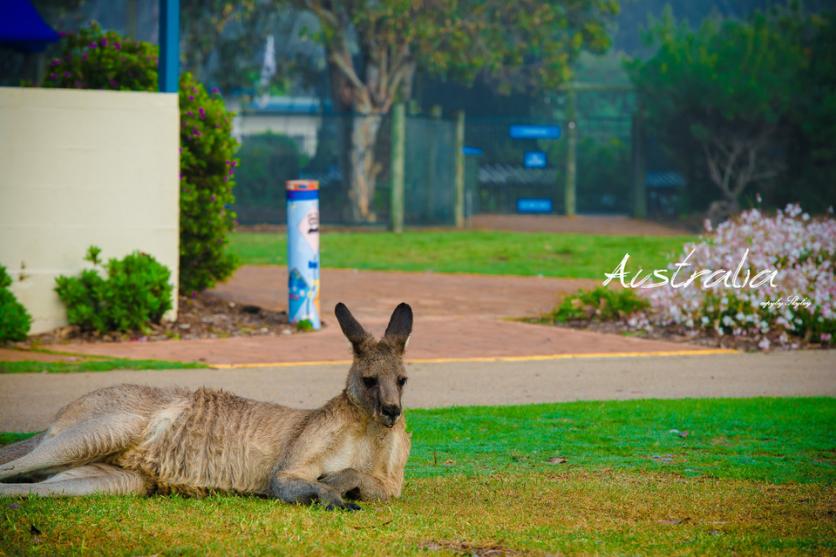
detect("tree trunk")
[315,10,415,223]
[346,114,383,222]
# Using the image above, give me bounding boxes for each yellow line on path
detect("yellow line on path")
[210,348,738,369]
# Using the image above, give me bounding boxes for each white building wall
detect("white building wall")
[0,87,180,334]
[234,112,322,157]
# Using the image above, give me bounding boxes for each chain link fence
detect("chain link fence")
[233,113,456,226]
[232,89,686,227]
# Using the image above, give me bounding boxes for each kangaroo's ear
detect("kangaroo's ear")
[335,303,373,355]
[383,303,413,354]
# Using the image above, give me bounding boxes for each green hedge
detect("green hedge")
[0,265,31,343]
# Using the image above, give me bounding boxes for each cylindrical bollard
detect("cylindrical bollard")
[286,180,320,330]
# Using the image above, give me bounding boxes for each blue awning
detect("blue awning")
[0,0,60,52]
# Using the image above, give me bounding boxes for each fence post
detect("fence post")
[127,0,139,38]
[564,86,577,217]
[158,0,180,93]
[424,105,442,220]
[631,109,647,219]
[390,103,405,233]
[454,110,466,228]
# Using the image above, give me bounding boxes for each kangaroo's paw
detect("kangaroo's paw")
[316,483,362,511]
[325,500,362,512]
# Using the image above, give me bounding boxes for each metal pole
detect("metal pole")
[158,0,180,92]
[564,86,577,217]
[454,110,465,228]
[390,103,405,233]
[426,105,442,221]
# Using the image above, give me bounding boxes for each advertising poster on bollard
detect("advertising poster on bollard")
[286,180,320,330]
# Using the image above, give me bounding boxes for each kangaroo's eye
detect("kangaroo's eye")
[397,377,407,387]
[362,376,378,388]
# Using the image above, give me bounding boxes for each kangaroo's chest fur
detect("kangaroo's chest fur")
[320,420,404,477]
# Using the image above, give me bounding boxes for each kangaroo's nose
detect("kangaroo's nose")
[382,404,401,419]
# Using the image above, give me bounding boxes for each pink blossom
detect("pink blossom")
[632,205,835,350]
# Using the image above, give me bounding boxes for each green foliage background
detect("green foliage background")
[0,265,31,343]
[627,7,836,211]
[234,132,307,224]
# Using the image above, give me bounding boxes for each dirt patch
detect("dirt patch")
[240,215,694,236]
[26,292,293,345]
[0,348,80,363]
[470,214,692,236]
[421,540,522,556]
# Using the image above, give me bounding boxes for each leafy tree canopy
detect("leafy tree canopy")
[297,0,619,110]
[626,5,819,217]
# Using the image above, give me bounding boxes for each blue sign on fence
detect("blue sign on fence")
[462,146,484,156]
[509,125,561,140]
[516,198,554,214]
[523,150,547,169]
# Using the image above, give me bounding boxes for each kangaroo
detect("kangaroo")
[0,303,413,510]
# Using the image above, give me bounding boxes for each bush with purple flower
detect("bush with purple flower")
[637,205,835,349]
[42,22,157,91]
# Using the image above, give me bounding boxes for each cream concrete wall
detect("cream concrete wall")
[0,87,179,334]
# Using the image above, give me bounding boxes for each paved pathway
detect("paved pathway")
[45,266,713,365]
[2,351,833,432]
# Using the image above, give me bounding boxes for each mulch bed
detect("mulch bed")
[28,292,294,345]
[531,318,831,352]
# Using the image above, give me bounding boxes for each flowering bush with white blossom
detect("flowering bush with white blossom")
[636,205,835,350]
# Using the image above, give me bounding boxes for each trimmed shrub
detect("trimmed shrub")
[42,22,238,293]
[551,286,649,323]
[0,265,31,343]
[638,205,835,349]
[55,246,173,334]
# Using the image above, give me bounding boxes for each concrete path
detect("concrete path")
[45,266,714,365]
[2,350,833,432]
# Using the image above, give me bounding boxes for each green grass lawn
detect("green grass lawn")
[2,397,833,555]
[229,230,694,279]
[0,358,206,374]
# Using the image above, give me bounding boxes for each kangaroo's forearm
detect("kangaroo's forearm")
[269,471,359,510]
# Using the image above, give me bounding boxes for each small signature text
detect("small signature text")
[760,296,811,310]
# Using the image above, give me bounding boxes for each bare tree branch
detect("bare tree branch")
[302,0,339,29]
[327,46,368,99]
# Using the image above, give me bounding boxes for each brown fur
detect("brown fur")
[0,303,413,510]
